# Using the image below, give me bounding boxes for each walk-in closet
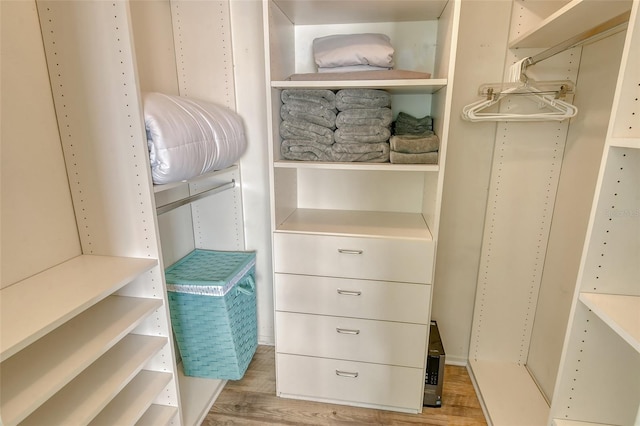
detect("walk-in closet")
[1,0,638,425]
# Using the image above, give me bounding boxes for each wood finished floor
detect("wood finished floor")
[204,345,487,425]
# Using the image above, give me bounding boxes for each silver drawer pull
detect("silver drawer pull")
[337,289,362,296]
[336,370,359,378]
[336,327,360,335]
[337,249,363,255]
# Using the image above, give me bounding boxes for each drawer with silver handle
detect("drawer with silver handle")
[275,311,427,368]
[273,232,433,284]
[276,353,423,412]
[275,273,430,324]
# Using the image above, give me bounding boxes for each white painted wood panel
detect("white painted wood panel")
[432,0,512,366]
[552,304,640,425]
[0,0,81,287]
[275,273,430,324]
[527,30,625,401]
[170,0,235,108]
[129,0,179,95]
[468,359,549,426]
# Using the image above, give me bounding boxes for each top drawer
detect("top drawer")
[273,233,433,284]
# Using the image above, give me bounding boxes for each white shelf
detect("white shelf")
[0,254,158,361]
[20,334,167,426]
[277,208,432,240]
[135,405,178,426]
[0,296,162,426]
[271,79,447,94]
[274,160,439,172]
[177,362,226,426]
[89,370,174,426]
[468,360,549,426]
[609,137,640,149]
[271,0,448,25]
[509,0,633,48]
[579,292,640,353]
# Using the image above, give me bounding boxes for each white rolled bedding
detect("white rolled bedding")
[143,92,247,185]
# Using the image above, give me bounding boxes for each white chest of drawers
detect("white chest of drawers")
[273,229,433,413]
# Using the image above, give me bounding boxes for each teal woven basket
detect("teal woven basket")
[165,249,257,380]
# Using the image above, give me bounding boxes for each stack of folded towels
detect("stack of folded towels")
[332,89,392,162]
[279,89,336,161]
[389,112,439,164]
[312,33,394,73]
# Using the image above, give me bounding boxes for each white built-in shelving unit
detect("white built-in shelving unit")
[1,1,181,424]
[1,1,252,425]
[264,0,459,413]
[550,2,640,423]
[467,1,638,425]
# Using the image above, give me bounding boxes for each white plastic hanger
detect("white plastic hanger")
[461,83,578,122]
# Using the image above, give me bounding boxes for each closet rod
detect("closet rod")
[156,180,236,215]
[523,12,629,73]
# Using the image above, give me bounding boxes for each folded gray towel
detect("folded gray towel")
[332,142,390,162]
[281,89,336,110]
[390,151,438,164]
[394,112,433,135]
[390,133,439,153]
[334,125,391,144]
[336,89,391,111]
[280,119,334,145]
[336,108,393,128]
[281,101,336,129]
[281,139,333,161]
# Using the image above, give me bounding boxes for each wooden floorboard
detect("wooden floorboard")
[203,346,487,426]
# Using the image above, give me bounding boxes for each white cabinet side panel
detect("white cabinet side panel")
[37,0,160,260]
[170,0,235,108]
[190,168,245,251]
[611,1,640,139]
[581,147,640,296]
[230,0,274,343]
[129,0,180,95]
[527,31,626,401]
[433,0,512,364]
[553,303,640,425]
[470,47,580,364]
[0,0,81,287]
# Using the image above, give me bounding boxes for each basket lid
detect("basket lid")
[165,249,256,296]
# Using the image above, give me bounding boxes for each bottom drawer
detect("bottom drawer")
[276,353,423,412]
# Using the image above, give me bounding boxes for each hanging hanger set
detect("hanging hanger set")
[462,14,628,122]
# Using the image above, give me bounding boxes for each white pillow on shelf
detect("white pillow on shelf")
[312,33,395,69]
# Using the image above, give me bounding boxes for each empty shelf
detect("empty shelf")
[579,292,640,353]
[135,404,179,426]
[1,296,162,426]
[89,370,173,425]
[0,254,158,361]
[20,334,167,426]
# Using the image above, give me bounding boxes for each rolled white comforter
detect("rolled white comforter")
[143,92,247,185]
